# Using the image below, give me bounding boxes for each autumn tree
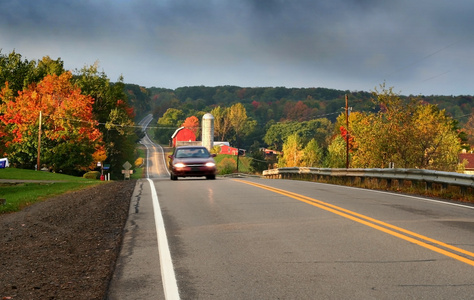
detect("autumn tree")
[325,135,347,168]
[181,116,200,137]
[263,118,333,151]
[211,106,232,141]
[73,64,137,177]
[464,110,474,148]
[278,133,304,167]
[229,103,248,136]
[283,100,313,121]
[302,138,323,167]
[0,72,102,172]
[409,103,460,170]
[348,85,460,170]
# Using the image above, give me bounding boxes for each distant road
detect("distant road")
[110,115,474,299]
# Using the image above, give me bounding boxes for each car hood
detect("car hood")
[172,157,215,164]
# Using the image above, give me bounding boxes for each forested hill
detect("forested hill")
[125,84,472,126]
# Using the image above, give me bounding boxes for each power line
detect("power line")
[384,40,459,80]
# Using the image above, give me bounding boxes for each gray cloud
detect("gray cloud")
[0,0,473,95]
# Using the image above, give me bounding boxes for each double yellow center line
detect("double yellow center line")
[234,179,474,267]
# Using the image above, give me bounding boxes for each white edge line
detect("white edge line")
[141,130,180,299]
[147,178,180,300]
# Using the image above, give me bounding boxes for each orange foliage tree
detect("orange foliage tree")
[181,116,200,137]
[0,72,103,172]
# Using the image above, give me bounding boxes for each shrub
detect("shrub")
[135,157,144,168]
[83,171,100,180]
[217,157,236,175]
[211,145,221,155]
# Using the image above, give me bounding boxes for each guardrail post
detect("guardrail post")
[461,186,467,197]
[426,181,432,191]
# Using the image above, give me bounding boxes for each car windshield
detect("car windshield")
[175,148,210,158]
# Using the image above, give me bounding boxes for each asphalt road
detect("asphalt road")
[109,132,474,299]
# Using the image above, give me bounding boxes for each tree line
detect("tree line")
[0,50,139,177]
[1,48,471,175]
[126,83,473,173]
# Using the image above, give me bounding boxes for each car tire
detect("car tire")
[170,173,178,180]
[206,175,216,180]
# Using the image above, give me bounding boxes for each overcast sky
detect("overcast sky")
[1,0,473,95]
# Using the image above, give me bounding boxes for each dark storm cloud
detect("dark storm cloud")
[0,0,473,95]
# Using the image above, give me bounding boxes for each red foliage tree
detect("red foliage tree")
[284,100,313,121]
[181,116,200,137]
[0,72,103,171]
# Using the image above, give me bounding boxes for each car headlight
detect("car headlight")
[174,163,185,168]
[205,162,216,167]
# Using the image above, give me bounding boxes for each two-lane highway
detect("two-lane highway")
[110,131,474,299]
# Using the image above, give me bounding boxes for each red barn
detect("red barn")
[171,127,196,147]
[220,145,238,155]
[459,152,474,175]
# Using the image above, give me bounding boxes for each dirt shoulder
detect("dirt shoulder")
[0,180,136,300]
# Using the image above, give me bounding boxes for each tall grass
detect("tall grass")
[214,154,251,174]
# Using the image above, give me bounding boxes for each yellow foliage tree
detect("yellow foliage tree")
[348,85,460,170]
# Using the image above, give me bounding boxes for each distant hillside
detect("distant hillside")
[125,84,472,126]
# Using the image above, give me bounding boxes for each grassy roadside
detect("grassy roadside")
[214,154,251,174]
[131,146,146,179]
[0,168,105,213]
[0,168,93,181]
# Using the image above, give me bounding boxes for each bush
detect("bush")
[83,171,100,180]
[135,157,144,168]
[211,145,221,154]
[217,157,236,175]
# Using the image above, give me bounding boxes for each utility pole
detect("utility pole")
[37,111,42,171]
[345,95,350,169]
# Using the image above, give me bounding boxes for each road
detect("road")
[109,120,474,299]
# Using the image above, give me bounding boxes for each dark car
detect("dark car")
[168,146,217,180]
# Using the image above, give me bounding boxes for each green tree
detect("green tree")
[302,138,323,167]
[0,51,65,99]
[155,108,185,144]
[326,135,346,168]
[278,133,304,167]
[0,50,36,97]
[264,118,333,151]
[73,63,137,177]
[249,141,268,173]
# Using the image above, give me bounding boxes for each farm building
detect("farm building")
[171,127,197,147]
[459,152,474,175]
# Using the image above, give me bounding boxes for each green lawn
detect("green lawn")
[0,167,91,181]
[0,168,105,213]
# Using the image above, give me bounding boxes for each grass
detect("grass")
[131,146,146,179]
[0,168,105,213]
[0,167,91,181]
[0,182,101,213]
[214,154,251,174]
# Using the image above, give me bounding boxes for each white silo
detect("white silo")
[202,113,214,151]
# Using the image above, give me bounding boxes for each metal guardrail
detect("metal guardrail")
[263,167,474,189]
